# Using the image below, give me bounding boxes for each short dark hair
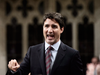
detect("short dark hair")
[43,12,65,28]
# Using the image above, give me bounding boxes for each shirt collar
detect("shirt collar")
[45,40,61,51]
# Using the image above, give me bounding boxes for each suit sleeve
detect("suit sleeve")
[70,51,84,75]
[6,47,31,75]
[17,47,31,75]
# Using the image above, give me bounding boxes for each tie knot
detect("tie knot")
[48,46,53,50]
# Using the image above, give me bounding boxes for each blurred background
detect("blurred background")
[0,0,100,75]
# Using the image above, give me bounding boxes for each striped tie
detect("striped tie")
[45,46,53,75]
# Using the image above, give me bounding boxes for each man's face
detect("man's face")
[43,18,64,45]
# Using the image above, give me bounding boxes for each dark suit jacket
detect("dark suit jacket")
[6,42,84,75]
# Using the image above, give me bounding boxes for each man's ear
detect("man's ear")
[61,27,64,33]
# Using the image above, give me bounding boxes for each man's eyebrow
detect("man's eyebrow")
[44,24,49,25]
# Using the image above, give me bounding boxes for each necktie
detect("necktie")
[45,46,53,75]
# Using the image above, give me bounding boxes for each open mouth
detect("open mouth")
[47,34,54,39]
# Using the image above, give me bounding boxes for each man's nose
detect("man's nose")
[48,27,53,32]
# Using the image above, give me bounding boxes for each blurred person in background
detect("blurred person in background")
[86,56,99,75]
[91,56,99,75]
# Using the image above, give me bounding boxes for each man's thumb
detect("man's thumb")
[16,64,20,68]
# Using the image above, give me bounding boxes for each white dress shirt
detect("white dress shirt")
[45,40,61,68]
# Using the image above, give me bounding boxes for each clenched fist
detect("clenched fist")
[8,59,20,72]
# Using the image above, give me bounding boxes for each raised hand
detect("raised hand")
[8,59,20,72]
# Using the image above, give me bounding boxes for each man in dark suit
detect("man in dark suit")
[7,12,84,75]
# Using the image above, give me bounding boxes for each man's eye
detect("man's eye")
[52,25,57,28]
[45,25,49,27]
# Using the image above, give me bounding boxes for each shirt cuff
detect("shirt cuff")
[11,70,17,74]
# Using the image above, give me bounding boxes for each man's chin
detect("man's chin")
[47,40,55,45]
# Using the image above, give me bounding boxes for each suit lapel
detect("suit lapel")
[50,42,66,75]
[38,43,46,75]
